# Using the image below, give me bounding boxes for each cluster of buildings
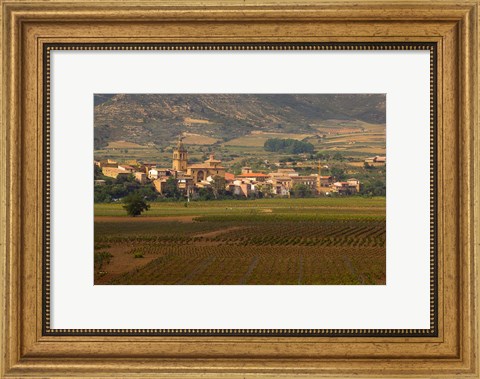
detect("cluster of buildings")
[364,155,386,165]
[95,138,362,198]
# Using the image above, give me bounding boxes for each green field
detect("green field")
[94,119,386,167]
[94,197,386,285]
[224,132,314,147]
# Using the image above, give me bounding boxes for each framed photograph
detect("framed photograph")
[1,0,478,377]
[93,93,387,287]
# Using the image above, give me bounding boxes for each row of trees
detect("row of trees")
[121,178,384,217]
[264,138,315,154]
[161,177,271,201]
[95,171,385,205]
[360,179,386,196]
[94,169,157,203]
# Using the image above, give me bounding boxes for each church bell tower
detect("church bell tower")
[172,136,188,172]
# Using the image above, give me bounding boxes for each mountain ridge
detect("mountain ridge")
[94,94,386,150]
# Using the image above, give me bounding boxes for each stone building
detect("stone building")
[171,138,226,183]
[186,154,226,182]
[101,166,131,179]
[172,138,188,172]
[332,178,361,194]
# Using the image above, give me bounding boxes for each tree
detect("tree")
[163,177,181,199]
[291,183,313,198]
[361,180,386,196]
[123,193,150,217]
[94,165,104,179]
[264,138,314,154]
[211,175,226,199]
[330,167,346,181]
[137,185,158,201]
[257,182,273,198]
[364,162,374,170]
[116,174,135,184]
[197,187,215,201]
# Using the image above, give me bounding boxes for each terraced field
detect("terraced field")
[94,198,386,285]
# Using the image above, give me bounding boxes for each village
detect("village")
[95,138,386,199]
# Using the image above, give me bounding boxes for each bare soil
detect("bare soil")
[95,244,157,284]
[194,226,245,239]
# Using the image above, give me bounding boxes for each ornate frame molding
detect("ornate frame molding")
[1,1,478,377]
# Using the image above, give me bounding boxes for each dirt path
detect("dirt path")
[94,216,195,223]
[194,226,245,239]
[95,245,158,284]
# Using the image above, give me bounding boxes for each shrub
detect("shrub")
[123,192,150,217]
[94,251,113,270]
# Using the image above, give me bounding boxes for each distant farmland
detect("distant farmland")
[94,197,386,285]
[224,132,315,147]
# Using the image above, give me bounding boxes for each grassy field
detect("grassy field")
[224,132,315,147]
[105,140,149,149]
[94,197,386,285]
[182,133,219,145]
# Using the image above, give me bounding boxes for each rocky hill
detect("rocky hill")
[94,94,385,149]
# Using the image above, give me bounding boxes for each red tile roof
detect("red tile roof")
[188,163,225,169]
[237,173,269,177]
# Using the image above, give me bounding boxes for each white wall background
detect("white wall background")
[50,50,431,329]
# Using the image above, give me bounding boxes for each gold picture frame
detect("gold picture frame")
[1,0,478,377]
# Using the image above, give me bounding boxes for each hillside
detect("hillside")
[94,94,385,149]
